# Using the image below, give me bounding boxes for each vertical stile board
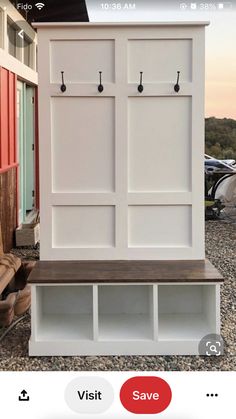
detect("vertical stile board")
[153,284,159,341]
[93,285,99,341]
[30,285,37,342]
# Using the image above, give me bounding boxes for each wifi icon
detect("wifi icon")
[35,2,45,10]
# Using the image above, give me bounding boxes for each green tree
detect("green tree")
[205,117,236,159]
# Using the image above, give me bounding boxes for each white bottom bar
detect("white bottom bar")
[29,338,205,356]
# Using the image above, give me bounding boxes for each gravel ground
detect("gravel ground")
[0,221,235,371]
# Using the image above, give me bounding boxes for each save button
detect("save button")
[120,376,172,414]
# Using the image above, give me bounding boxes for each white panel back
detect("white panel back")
[128,205,191,247]
[98,285,152,314]
[128,39,192,82]
[158,285,203,314]
[41,286,93,314]
[52,206,115,248]
[128,97,191,192]
[50,40,115,83]
[51,97,115,192]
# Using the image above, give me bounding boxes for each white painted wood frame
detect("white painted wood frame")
[36,23,208,261]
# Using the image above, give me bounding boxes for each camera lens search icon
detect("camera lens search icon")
[198,334,224,356]
[206,342,221,356]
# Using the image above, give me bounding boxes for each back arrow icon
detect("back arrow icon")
[18,29,24,39]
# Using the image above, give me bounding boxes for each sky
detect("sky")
[87,2,236,120]
[205,12,236,119]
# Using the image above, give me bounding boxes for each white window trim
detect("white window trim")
[0,1,38,74]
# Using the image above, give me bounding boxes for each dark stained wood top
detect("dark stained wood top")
[28,260,223,284]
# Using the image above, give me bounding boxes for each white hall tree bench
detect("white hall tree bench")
[30,21,223,356]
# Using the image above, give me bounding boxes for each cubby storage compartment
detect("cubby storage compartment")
[98,285,154,340]
[158,285,218,340]
[35,286,93,341]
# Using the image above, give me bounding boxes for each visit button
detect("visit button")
[120,376,172,414]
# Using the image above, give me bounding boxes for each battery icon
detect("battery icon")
[224,2,233,8]
[218,2,233,9]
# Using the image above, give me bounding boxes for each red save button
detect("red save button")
[120,376,172,414]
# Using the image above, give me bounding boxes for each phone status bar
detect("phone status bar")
[178,2,233,11]
[123,1,235,11]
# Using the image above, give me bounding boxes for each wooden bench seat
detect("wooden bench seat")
[28,259,223,284]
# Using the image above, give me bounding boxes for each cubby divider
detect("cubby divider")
[92,285,99,341]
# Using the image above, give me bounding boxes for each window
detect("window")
[0,9,4,49]
[7,19,18,58]
[7,18,35,68]
[24,37,31,67]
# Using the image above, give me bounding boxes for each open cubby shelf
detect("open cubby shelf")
[36,285,94,341]
[30,282,220,355]
[38,314,93,341]
[98,285,154,341]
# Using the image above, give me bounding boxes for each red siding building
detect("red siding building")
[0,1,38,251]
